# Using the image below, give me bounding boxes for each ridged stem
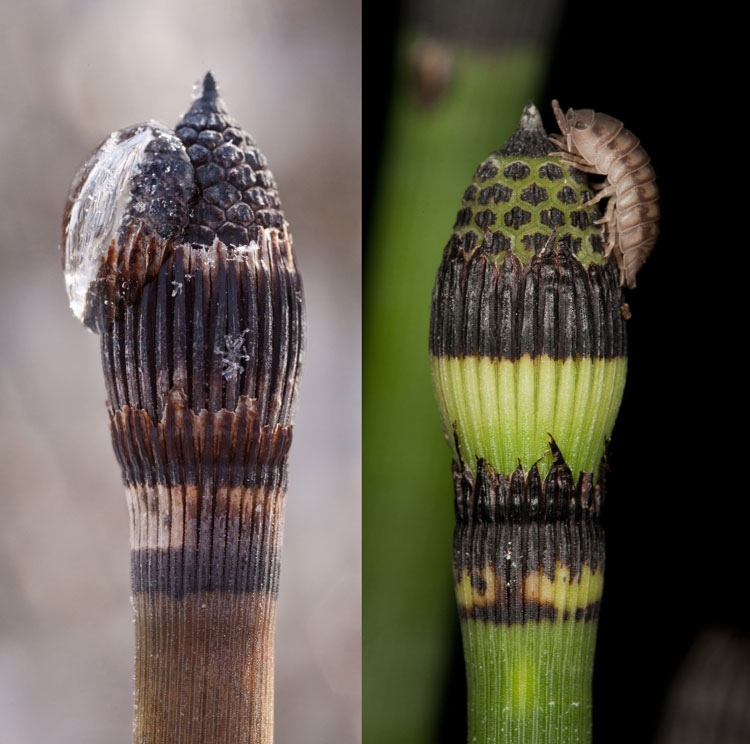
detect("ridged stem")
[430,105,627,742]
[113,387,293,743]
[62,74,304,744]
[462,621,598,742]
[104,231,300,742]
[452,456,604,744]
[129,482,283,743]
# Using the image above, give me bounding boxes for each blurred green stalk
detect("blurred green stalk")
[364,35,549,743]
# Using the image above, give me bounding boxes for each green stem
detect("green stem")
[431,105,627,742]
[463,620,598,743]
[452,449,605,744]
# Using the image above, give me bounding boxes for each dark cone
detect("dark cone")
[174,73,286,248]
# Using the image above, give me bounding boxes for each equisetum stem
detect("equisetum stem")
[430,104,628,742]
[129,461,284,741]
[453,455,605,742]
[117,385,290,742]
[62,74,304,743]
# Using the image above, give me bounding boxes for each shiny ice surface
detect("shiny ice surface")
[62,121,171,323]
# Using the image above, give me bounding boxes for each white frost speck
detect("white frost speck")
[228,240,260,262]
[235,240,260,256]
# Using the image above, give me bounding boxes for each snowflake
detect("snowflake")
[220,331,251,380]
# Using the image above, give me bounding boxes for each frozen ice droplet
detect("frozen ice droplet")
[63,122,165,322]
[62,120,190,327]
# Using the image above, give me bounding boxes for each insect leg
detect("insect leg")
[549,152,601,174]
[583,183,616,206]
[594,197,616,227]
[596,200,618,257]
[614,242,626,286]
[547,133,568,149]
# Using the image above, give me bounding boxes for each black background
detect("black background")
[364,2,746,741]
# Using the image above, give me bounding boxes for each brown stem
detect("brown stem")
[111,389,292,743]
[62,74,304,742]
[129,483,284,743]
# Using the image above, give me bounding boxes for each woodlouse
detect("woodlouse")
[550,100,659,288]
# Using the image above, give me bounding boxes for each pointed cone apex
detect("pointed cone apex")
[202,71,218,96]
[498,101,554,158]
[185,71,227,116]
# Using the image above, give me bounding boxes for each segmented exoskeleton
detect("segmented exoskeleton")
[550,100,659,288]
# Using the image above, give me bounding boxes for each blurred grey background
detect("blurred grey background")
[0,1,361,742]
